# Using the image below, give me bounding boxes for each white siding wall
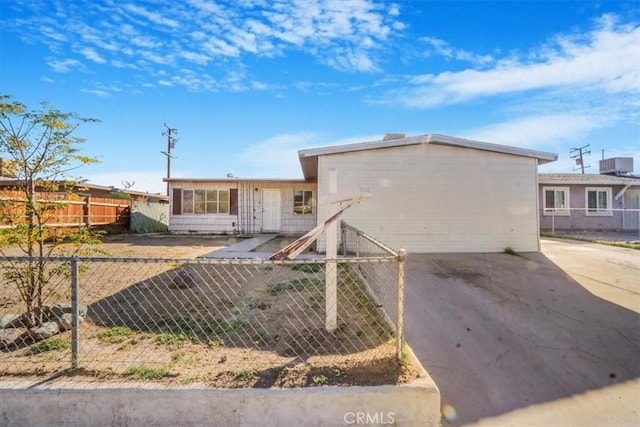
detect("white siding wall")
[317,144,540,253]
[168,181,316,234]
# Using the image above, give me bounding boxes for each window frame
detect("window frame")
[542,187,570,216]
[293,190,313,215]
[181,189,230,215]
[585,187,612,216]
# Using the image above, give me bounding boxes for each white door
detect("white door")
[623,189,639,230]
[262,189,281,232]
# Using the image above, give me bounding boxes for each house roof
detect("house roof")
[164,177,308,184]
[298,134,558,180]
[0,179,168,201]
[539,173,640,186]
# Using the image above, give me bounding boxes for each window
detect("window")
[543,187,570,215]
[586,188,612,215]
[182,189,229,214]
[293,190,313,214]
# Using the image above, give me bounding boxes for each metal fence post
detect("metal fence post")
[71,256,79,369]
[396,249,406,361]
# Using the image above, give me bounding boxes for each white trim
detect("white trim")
[542,186,570,216]
[585,187,613,216]
[299,134,557,162]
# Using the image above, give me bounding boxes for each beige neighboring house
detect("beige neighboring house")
[166,134,557,253]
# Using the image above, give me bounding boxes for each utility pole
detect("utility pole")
[161,123,178,195]
[570,144,590,174]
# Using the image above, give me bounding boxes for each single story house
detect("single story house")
[539,173,640,232]
[166,134,557,253]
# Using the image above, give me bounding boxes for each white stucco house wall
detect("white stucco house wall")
[166,134,557,253]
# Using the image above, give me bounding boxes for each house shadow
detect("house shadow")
[403,251,640,426]
[86,261,395,369]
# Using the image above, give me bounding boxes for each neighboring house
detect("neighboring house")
[167,134,557,253]
[0,178,168,203]
[166,178,316,235]
[539,173,640,232]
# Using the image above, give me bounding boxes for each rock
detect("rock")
[50,303,88,318]
[29,321,60,341]
[0,314,22,329]
[170,270,195,289]
[0,328,23,349]
[55,313,84,331]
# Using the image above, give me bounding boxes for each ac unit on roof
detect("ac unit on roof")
[599,157,634,175]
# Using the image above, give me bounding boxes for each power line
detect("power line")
[161,123,178,196]
[570,145,590,174]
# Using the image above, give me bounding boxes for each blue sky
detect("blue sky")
[1,0,638,194]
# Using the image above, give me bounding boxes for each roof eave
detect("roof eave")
[297,134,558,179]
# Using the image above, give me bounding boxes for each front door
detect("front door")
[262,189,281,232]
[623,189,639,230]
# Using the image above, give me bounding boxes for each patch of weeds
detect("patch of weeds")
[503,247,519,256]
[172,351,200,364]
[333,367,345,378]
[155,332,189,349]
[208,338,224,347]
[338,322,348,332]
[312,375,328,386]
[29,337,70,355]
[124,365,170,381]
[224,317,249,332]
[233,369,254,381]
[95,326,138,344]
[290,263,323,273]
[252,331,271,346]
[95,369,116,381]
[541,233,640,250]
[216,298,235,309]
[356,329,365,337]
[268,278,321,295]
[181,375,204,385]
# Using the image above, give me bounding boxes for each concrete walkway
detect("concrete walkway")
[203,234,322,260]
[404,239,639,426]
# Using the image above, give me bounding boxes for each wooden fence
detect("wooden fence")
[0,190,131,232]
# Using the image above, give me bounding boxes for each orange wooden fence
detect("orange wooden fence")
[0,190,131,232]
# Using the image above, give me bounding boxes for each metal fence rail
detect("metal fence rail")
[341,221,405,358]
[0,235,405,385]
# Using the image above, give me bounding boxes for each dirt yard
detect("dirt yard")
[0,234,422,388]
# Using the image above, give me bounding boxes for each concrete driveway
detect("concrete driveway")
[404,239,640,426]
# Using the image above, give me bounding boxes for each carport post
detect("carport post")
[396,249,406,361]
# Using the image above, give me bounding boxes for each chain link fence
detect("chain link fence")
[0,224,405,386]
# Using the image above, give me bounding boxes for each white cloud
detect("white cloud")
[235,133,317,178]
[80,88,110,97]
[47,58,83,73]
[235,132,386,178]
[460,114,607,148]
[80,47,106,64]
[421,36,494,66]
[384,16,639,108]
[122,4,180,29]
[9,0,403,93]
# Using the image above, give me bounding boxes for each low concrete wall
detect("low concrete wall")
[0,376,440,427]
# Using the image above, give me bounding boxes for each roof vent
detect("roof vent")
[383,133,405,141]
[599,157,634,175]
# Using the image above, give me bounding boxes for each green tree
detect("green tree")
[0,94,102,327]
